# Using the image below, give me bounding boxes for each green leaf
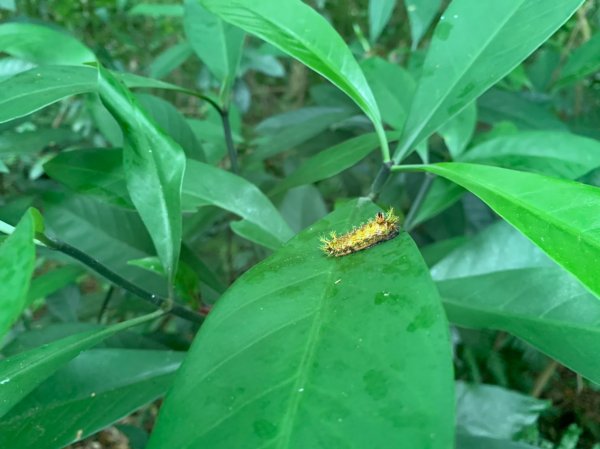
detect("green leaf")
[44,148,131,208]
[0,128,81,157]
[434,222,600,383]
[405,0,441,49]
[455,381,547,439]
[0,209,36,340]
[0,310,163,418]
[147,199,454,449]
[0,348,183,449]
[461,131,600,179]
[184,160,294,245]
[250,106,354,163]
[27,265,83,304]
[279,185,327,233]
[456,433,541,449]
[273,131,400,195]
[0,22,95,65]
[149,41,194,79]
[361,58,415,130]
[368,0,396,43]
[438,101,477,159]
[128,3,184,17]
[184,0,245,99]
[394,0,583,162]
[411,178,464,227]
[199,0,389,161]
[396,162,600,300]
[230,219,281,250]
[478,89,567,131]
[557,32,600,86]
[0,65,96,124]
[97,64,186,284]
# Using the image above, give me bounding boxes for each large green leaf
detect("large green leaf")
[396,162,600,300]
[0,209,36,340]
[434,222,600,383]
[97,65,186,284]
[272,131,401,195]
[0,349,183,449]
[199,0,389,161]
[184,0,245,98]
[0,310,163,418]
[393,0,583,162]
[0,65,96,123]
[184,160,294,245]
[0,22,95,65]
[147,199,454,449]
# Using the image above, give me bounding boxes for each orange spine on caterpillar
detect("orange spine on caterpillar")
[320,208,400,257]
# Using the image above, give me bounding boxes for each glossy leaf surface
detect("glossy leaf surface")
[0,209,36,339]
[97,65,186,283]
[394,0,583,162]
[148,199,454,449]
[0,349,183,449]
[402,162,600,299]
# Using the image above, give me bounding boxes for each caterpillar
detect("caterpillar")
[320,208,400,257]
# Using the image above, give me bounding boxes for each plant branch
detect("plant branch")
[35,234,204,324]
[220,108,239,173]
[404,173,434,231]
[368,161,393,200]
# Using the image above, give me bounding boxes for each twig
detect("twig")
[98,286,115,323]
[37,234,204,324]
[404,173,434,231]
[368,161,394,200]
[531,359,559,398]
[220,109,238,173]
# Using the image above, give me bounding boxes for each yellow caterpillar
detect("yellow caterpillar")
[320,208,400,257]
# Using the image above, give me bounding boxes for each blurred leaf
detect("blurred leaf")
[461,131,600,178]
[455,381,547,439]
[557,32,600,87]
[368,0,396,43]
[240,47,285,77]
[478,89,567,131]
[180,244,226,294]
[411,178,464,227]
[250,107,354,162]
[184,160,294,245]
[149,41,194,79]
[97,65,186,284]
[184,0,245,98]
[361,57,415,130]
[0,209,36,340]
[0,22,95,65]
[0,310,162,418]
[0,128,81,156]
[279,185,328,233]
[273,131,400,194]
[399,162,600,300]
[438,102,477,159]
[0,65,96,123]
[128,3,184,17]
[456,433,542,449]
[230,219,281,250]
[0,349,183,449]
[394,0,582,162]
[200,0,388,159]
[405,0,441,49]
[27,265,83,304]
[420,236,468,267]
[147,199,454,449]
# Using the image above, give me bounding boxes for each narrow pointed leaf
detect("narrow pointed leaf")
[0,310,163,418]
[405,0,441,49]
[368,0,396,43]
[199,0,388,159]
[148,199,454,449]
[399,162,600,299]
[0,209,36,340]
[394,0,583,162]
[97,65,186,284]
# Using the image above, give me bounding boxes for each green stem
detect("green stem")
[375,124,391,163]
[221,108,239,173]
[368,161,393,200]
[391,164,427,173]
